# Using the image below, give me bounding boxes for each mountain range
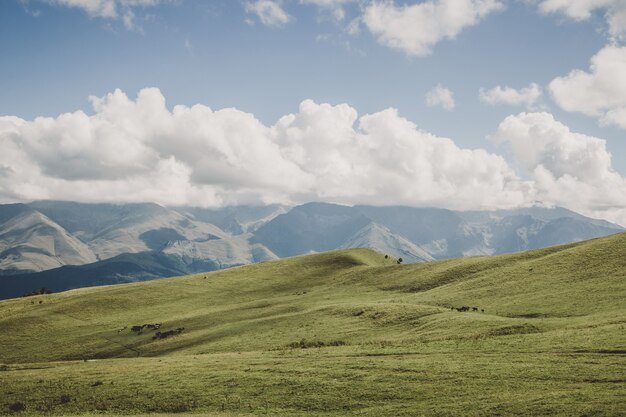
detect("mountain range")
[0,200,622,299]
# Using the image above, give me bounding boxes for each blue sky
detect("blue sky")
[1,0,626,225]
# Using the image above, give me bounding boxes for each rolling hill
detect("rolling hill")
[0,233,624,416]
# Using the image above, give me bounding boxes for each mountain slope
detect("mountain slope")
[0,204,96,274]
[29,201,229,260]
[174,204,288,234]
[0,234,280,300]
[252,202,371,257]
[340,222,434,263]
[162,233,278,268]
[0,251,207,299]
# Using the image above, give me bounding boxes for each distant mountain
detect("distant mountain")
[353,206,479,258]
[162,234,278,269]
[173,205,288,234]
[0,251,209,299]
[0,236,279,300]
[254,202,623,261]
[0,201,278,279]
[0,204,97,274]
[251,202,371,257]
[340,222,434,263]
[29,201,229,260]
[0,200,623,299]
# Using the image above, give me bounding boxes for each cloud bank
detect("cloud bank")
[0,88,625,226]
[494,111,626,225]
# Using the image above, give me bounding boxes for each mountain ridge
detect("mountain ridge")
[0,200,622,298]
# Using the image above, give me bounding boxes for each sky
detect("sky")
[1,0,626,225]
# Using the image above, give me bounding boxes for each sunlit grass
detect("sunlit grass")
[1,233,625,415]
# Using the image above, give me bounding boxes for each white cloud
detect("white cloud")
[602,106,626,129]
[425,84,456,110]
[538,0,626,40]
[0,87,525,211]
[494,111,626,225]
[1,88,624,225]
[549,45,626,129]
[479,83,543,109]
[245,0,291,27]
[361,0,503,57]
[44,0,165,29]
[300,0,354,20]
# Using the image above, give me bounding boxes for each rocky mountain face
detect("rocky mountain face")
[0,204,97,274]
[0,200,622,298]
[252,202,623,261]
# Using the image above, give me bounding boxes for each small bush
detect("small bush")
[59,395,71,404]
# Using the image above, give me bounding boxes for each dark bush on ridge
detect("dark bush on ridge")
[21,288,53,298]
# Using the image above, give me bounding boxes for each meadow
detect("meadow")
[0,233,625,416]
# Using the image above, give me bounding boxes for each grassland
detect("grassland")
[0,233,625,416]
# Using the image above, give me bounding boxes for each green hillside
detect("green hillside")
[0,233,625,416]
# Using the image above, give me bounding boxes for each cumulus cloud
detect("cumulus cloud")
[44,0,166,29]
[361,0,503,57]
[1,88,624,225]
[538,0,626,40]
[425,84,456,110]
[245,0,291,27]
[549,45,626,129]
[0,87,526,211]
[479,83,543,109]
[493,112,626,226]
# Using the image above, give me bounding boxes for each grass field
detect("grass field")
[0,233,625,416]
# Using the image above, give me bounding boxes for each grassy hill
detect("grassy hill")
[0,233,625,416]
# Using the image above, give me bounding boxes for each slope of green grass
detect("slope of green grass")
[0,234,625,416]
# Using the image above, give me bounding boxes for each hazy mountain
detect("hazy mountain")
[173,205,288,234]
[0,234,280,300]
[29,201,229,260]
[162,233,278,269]
[252,202,371,257]
[255,203,623,261]
[340,222,434,263]
[0,251,207,299]
[354,206,464,245]
[0,201,279,279]
[0,204,97,274]
[0,200,623,297]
